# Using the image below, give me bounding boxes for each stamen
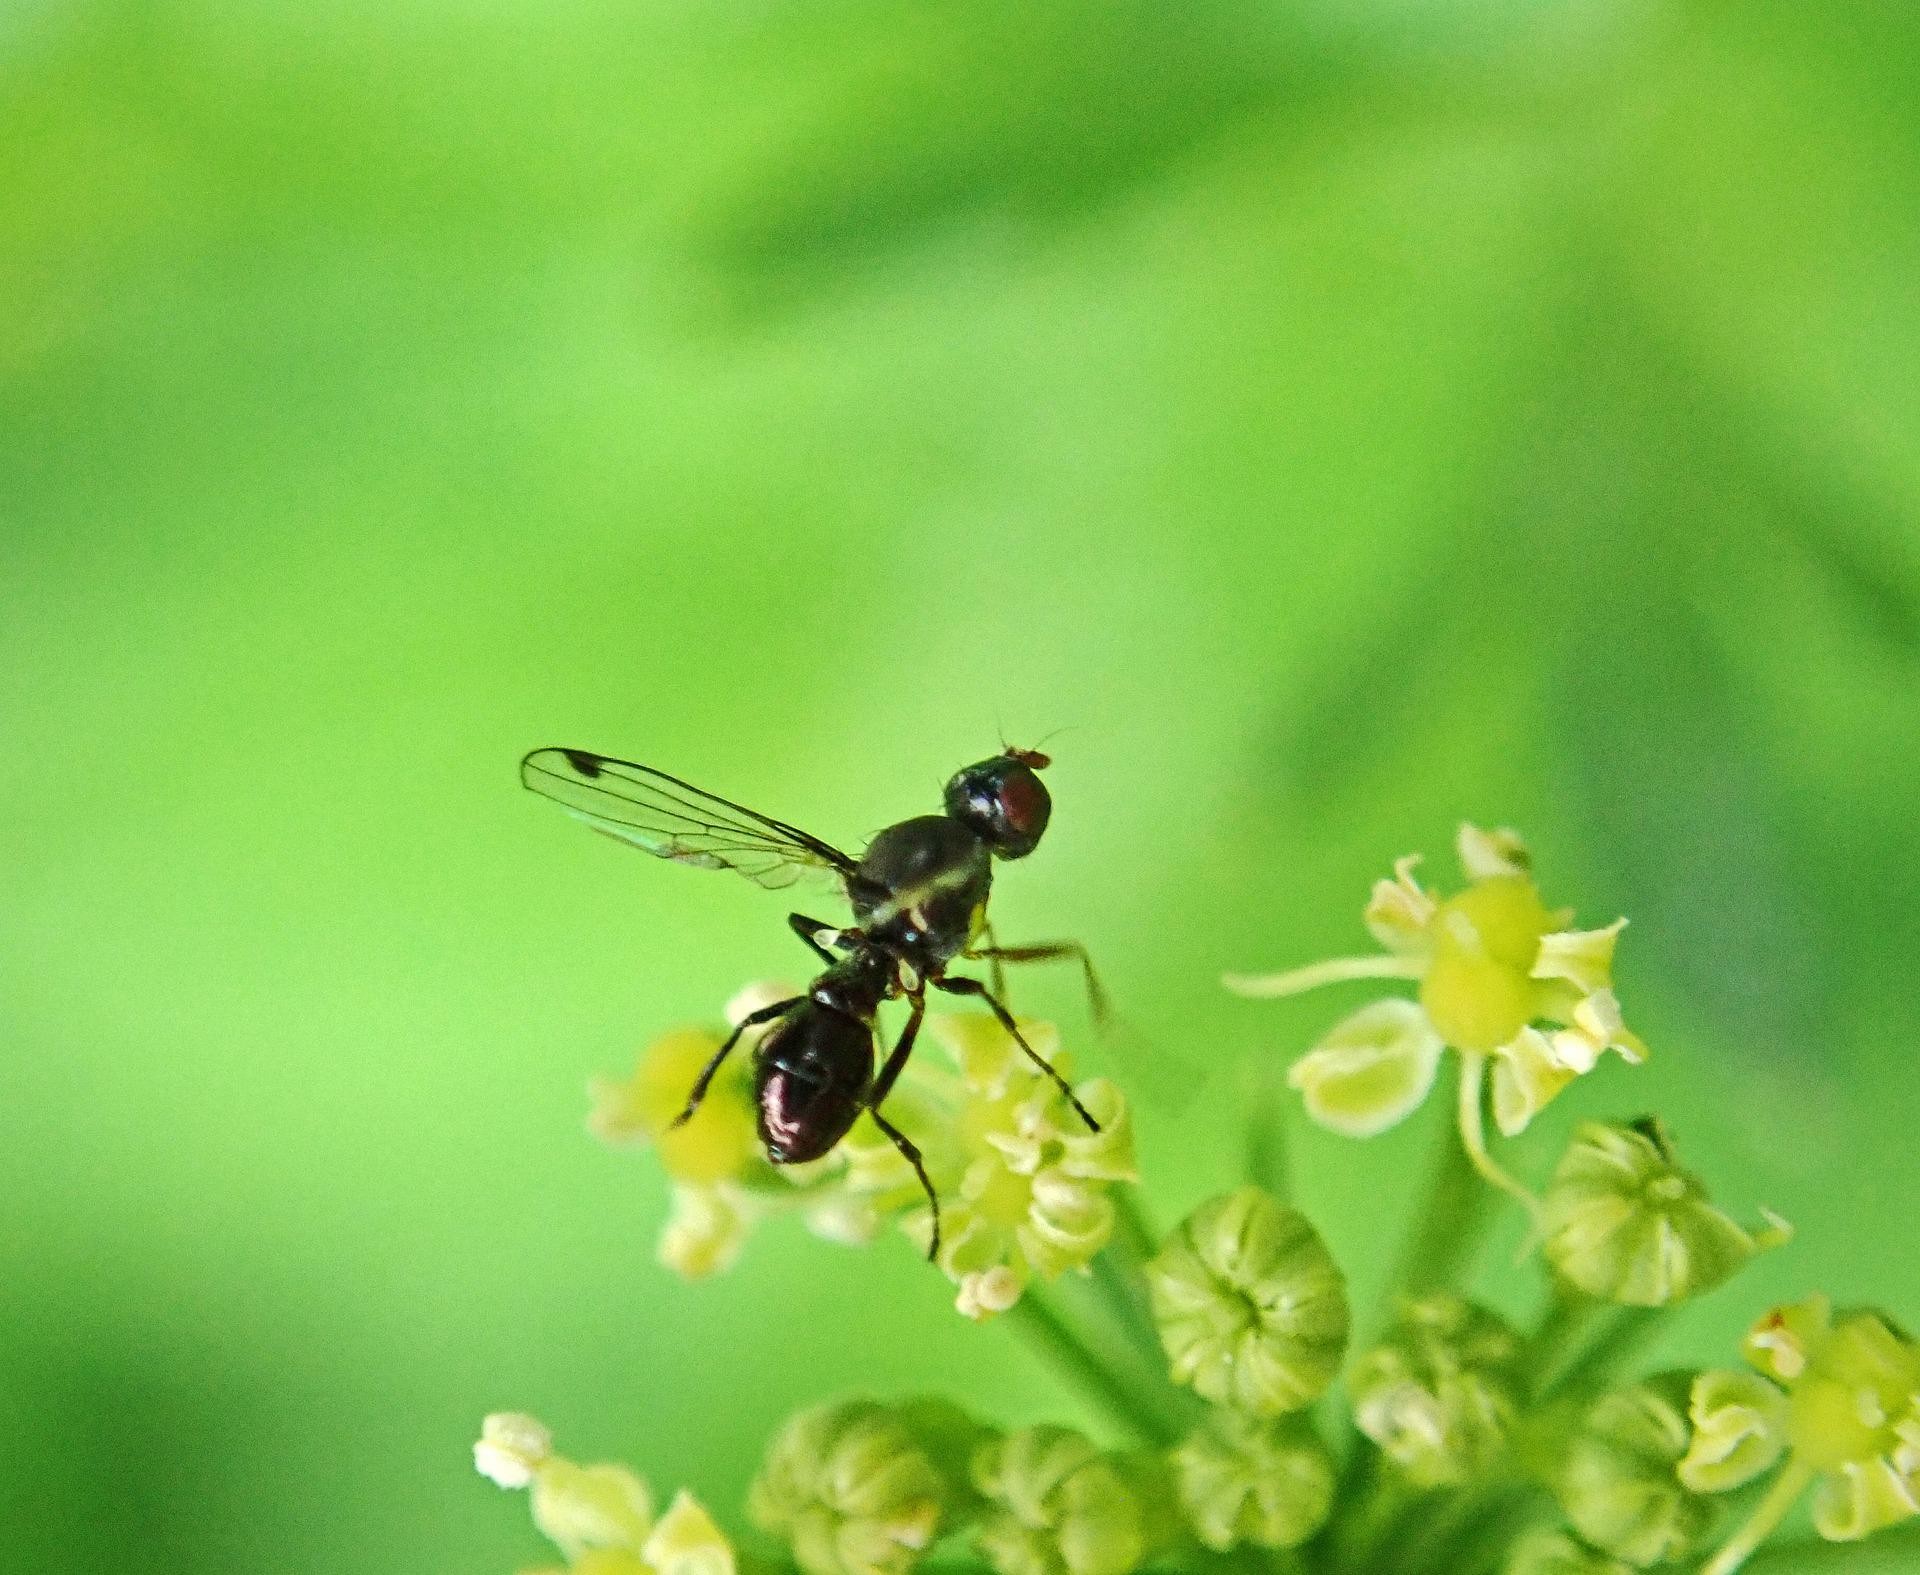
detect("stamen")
[1223,954,1426,998]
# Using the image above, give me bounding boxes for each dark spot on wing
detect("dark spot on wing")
[562,749,603,777]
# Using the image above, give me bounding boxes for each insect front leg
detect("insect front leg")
[669,995,804,1129]
[788,912,855,968]
[964,936,1110,1027]
[933,974,1102,1134]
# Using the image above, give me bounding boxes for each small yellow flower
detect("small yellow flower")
[1226,824,1644,1213]
[1739,1298,1920,1542]
[918,1014,1136,1322]
[474,1413,735,1575]
[588,993,777,1280]
[589,1024,762,1185]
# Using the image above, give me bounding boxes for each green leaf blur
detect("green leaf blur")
[3,3,1916,1572]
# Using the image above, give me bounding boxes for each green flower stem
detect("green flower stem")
[1243,1055,1292,1201]
[1004,1285,1177,1446]
[1522,1288,1602,1394]
[1316,1452,1420,1575]
[1096,1186,1171,1354]
[1054,1255,1196,1439]
[1381,1105,1493,1308]
[1540,1305,1668,1403]
[1085,1248,1168,1375]
[1454,1052,1542,1219]
[1395,1480,1538,1575]
[1700,1457,1817,1575]
[1112,1181,1159,1262]
[1745,1522,1920,1569]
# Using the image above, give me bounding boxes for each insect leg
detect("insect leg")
[933,974,1102,1134]
[788,912,850,968]
[865,996,938,1258]
[868,992,925,1107]
[976,921,1009,1001]
[964,938,1111,1027]
[669,995,804,1129]
[869,1105,940,1262]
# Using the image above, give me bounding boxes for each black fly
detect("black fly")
[519,745,1106,1259]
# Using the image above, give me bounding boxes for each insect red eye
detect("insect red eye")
[999,770,1043,833]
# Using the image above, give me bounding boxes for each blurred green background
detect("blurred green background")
[5,2,1919,1571]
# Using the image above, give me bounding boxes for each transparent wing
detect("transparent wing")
[519,747,859,891]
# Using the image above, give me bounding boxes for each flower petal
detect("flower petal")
[1286,1000,1444,1138]
[1365,855,1436,953]
[658,1184,749,1279]
[1812,1456,1920,1541]
[1533,919,1626,995]
[641,1489,737,1575]
[532,1459,655,1561]
[475,1412,553,1489]
[1679,1370,1789,1492]
[1457,823,1531,880]
[1489,1028,1578,1136]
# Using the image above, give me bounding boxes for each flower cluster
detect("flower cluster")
[588,991,1133,1316]
[473,1413,734,1575]
[475,820,1914,1575]
[1735,1297,1920,1545]
[918,1015,1136,1321]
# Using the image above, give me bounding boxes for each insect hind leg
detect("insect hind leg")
[934,973,1101,1134]
[669,994,803,1129]
[964,936,1110,1028]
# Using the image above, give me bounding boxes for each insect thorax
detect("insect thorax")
[851,815,993,970]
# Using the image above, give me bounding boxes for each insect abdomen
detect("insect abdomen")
[755,1004,871,1163]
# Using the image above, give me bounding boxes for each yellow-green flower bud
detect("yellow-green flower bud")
[1147,1187,1349,1417]
[750,1399,973,1575]
[1543,1120,1783,1307]
[1503,1528,1635,1575]
[641,1490,738,1575]
[475,1411,554,1489]
[1171,1410,1334,1551]
[1349,1293,1523,1487]
[970,1426,1175,1575]
[1678,1369,1788,1494]
[1557,1374,1715,1567]
[532,1458,656,1562]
